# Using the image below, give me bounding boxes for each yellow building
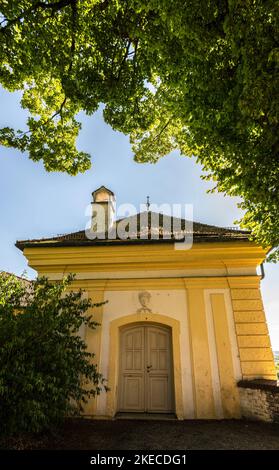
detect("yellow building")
[16,186,277,420]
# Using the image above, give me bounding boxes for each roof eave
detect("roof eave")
[15,235,251,251]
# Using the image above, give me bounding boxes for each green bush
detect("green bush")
[0,273,106,436]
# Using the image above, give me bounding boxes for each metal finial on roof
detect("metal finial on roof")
[146,196,150,211]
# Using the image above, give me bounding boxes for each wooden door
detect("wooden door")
[119,324,174,413]
[146,326,173,412]
[119,325,145,412]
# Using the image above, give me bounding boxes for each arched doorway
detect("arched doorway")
[118,324,175,413]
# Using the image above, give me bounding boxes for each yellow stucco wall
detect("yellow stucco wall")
[23,241,277,419]
[186,287,215,418]
[228,277,276,380]
[210,294,240,418]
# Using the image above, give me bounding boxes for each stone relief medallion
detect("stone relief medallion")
[137,290,152,314]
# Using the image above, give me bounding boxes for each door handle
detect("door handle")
[146,365,152,372]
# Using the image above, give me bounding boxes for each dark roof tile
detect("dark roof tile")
[16,211,250,251]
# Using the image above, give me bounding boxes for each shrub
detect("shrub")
[0,273,106,436]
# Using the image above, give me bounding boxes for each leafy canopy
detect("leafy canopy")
[0,272,106,435]
[0,1,278,259]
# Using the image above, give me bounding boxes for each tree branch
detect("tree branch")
[16,95,68,139]
[152,119,171,143]
[116,39,131,80]
[133,39,138,73]
[68,0,78,73]
[49,96,68,122]
[0,0,76,32]
[1,0,111,33]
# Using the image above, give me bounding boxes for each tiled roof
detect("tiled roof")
[92,185,115,198]
[16,211,250,251]
[0,271,32,285]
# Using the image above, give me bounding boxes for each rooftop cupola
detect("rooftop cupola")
[91,186,115,234]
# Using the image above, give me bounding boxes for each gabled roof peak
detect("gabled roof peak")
[92,186,115,202]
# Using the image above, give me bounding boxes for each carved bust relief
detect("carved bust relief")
[137,290,152,313]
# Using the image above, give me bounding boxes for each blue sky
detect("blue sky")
[1,87,279,349]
